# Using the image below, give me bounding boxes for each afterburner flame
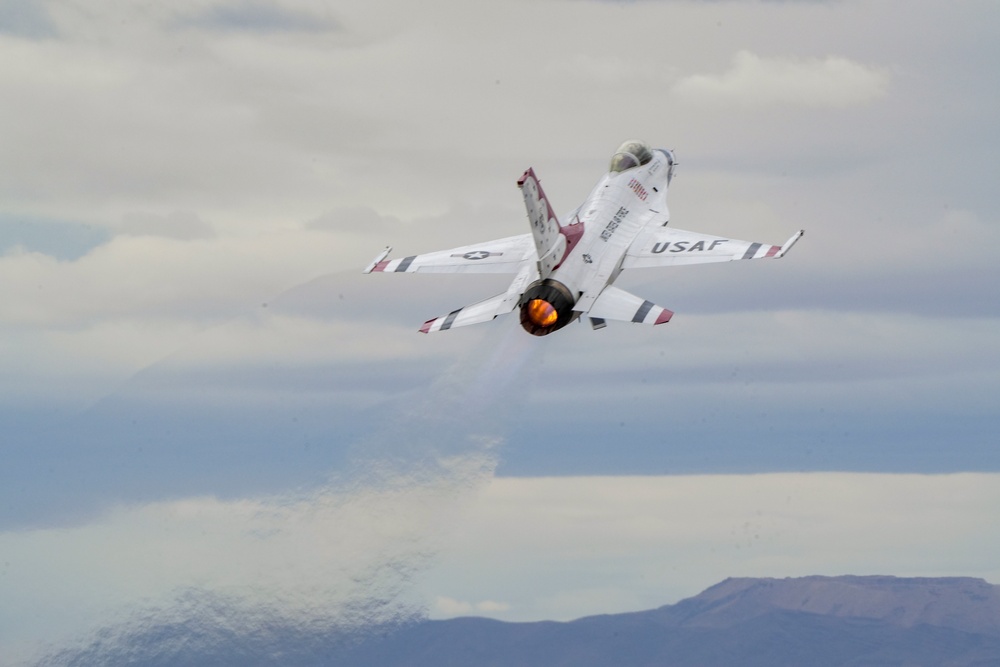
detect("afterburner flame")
[526,299,558,327]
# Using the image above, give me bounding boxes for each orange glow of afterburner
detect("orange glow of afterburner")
[526,299,558,327]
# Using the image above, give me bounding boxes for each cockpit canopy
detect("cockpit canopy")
[609,140,653,173]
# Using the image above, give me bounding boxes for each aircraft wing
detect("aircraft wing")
[623,228,803,269]
[364,234,535,275]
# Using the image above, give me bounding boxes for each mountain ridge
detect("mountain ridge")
[339,575,1000,666]
[651,574,1000,636]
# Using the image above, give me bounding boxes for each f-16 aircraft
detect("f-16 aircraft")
[365,140,803,336]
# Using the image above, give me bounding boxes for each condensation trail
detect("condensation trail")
[32,305,543,666]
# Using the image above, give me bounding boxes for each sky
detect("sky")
[2,0,1000,663]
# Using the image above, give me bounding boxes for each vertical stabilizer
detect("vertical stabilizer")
[517,168,582,278]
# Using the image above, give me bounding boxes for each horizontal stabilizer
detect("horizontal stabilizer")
[585,285,673,326]
[420,292,512,333]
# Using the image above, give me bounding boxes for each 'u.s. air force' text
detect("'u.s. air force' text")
[601,206,629,241]
[652,239,727,253]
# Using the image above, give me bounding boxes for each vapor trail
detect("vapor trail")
[29,308,542,666]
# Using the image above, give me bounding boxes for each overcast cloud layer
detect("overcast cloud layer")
[2,0,999,663]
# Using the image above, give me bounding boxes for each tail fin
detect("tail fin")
[517,168,582,278]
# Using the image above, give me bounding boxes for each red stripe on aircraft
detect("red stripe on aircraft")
[555,217,585,269]
[655,309,674,325]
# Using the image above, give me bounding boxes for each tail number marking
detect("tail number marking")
[628,178,648,201]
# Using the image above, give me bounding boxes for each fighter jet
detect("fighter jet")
[364,140,803,335]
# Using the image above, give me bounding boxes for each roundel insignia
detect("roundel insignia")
[463,251,491,260]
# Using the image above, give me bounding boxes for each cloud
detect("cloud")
[0,0,56,38]
[0,229,352,326]
[118,211,216,240]
[433,597,511,616]
[0,216,110,260]
[476,599,512,612]
[543,53,673,86]
[307,206,402,234]
[174,1,341,34]
[672,51,889,108]
[433,597,473,615]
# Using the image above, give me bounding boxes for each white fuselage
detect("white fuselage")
[550,148,674,312]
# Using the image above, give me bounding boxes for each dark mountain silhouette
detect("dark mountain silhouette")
[337,576,1000,667]
[43,576,1000,666]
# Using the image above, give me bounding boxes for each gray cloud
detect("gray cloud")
[119,211,216,240]
[174,1,341,34]
[0,0,56,38]
[672,51,888,108]
[0,216,110,260]
[307,206,401,233]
